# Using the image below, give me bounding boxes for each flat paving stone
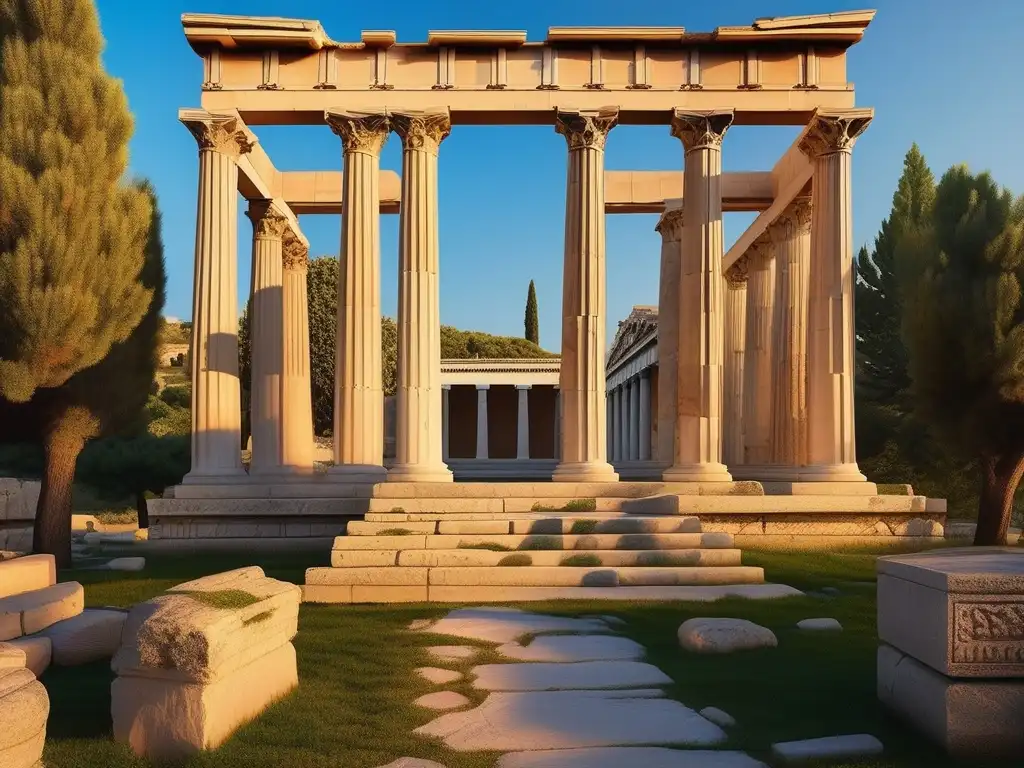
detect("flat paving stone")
[416,690,727,751]
[583,614,627,627]
[498,747,768,768]
[426,645,479,662]
[375,760,448,768]
[413,691,471,711]
[771,734,884,762]
[797,618,843,631]
[416,667,463,685]
[471,660,672,691]
[497,635,645,663]
[423,607,611,643]
[699,706,736,728]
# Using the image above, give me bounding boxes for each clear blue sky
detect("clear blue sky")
[95,0,1024,351]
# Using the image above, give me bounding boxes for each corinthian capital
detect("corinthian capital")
[748,236,774,266]
[179,109,255,158]
[247,200,290,239]
[283,233,309,271]
[725,258,748,286]
[655,206,685,241]
[670,109,733,153]
[390,109,451,154]
[769,197,813,244]
[799,108,873,158]
[325,110,390,156]
[555,107,619,151]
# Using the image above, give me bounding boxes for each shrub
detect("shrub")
[159,385,191,409]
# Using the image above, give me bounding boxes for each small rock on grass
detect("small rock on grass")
[375,760,448,768]
[678,618,777,654]
[820,586,841,596]
[426,645,479,662]
[771,734,883,763]
[105,557,145,572]
[796,618,842,631]
[416,667,463,684]
[700,706,736,727]
[413,691,471,711]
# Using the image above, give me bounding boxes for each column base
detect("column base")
[729,464,798,481]
[181,469,248,485]
[661,463,733,483]
[794,463,867,483]
[551,461,619,483]
[386,463,454,483]
[248,465,316,480]
[328,464,388,484]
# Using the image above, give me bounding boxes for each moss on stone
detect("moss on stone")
[531,498,598,513]
[726,482,764,496]
[377,528,415,535]
[389,507,406,513]
[243,608,275,626]
[497,554,533,566]
[175,589,261,611]
[877,483,914,496]
[518,536,563,551]
[457,542,512,552]
[569,519,599,535]
[560,553,602,567]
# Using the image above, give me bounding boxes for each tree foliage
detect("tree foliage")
[900,165,1024,544]
[0,0,152,403]
[525,280,539,345]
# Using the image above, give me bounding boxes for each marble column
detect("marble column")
[619,385,629,463]
[722,267,747,468]
[639,370,652,461]
[655,205,684,465]
[475,385,489,460]
[441,385,451,461]
[246,201,287,474]
[180,112,253,482]
[799,109,872,482]
[606,394,614,458]
[553,108,619,482]
[280,234,315,472]
[388,110,453,482]
[611,387,623,462]
[554,387,562,461]
[628,376,640,461]
[741,238,776,470]
[516,385,531,459]
[664,109,734,482]
[326,110,390,482]
[768,199,812,473]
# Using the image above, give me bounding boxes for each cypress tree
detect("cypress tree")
[0,0,153,403]
[901,166,1024,545]
[525,280,539,345]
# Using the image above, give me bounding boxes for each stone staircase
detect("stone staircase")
[302,511,799,603]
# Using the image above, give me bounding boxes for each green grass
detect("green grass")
[559,553,602,567]
[530,498,597,513]
[40,545,1014,768]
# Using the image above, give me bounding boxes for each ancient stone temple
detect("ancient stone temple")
[150,10,946,586]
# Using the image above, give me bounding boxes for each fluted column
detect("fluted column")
[475,385,489,459]
[722,268,747,468]
[281,235,315,472]
[628,377,640,461]
[664,109,734,482]
[388,110,453,482]
[441,385,451,461]
[180,112,253,482]
[553,108,619,482]
[740,239,776,471]
[799,109,872,482]
[326,110,389,482]
[619,385,629,463]
[768,199,812,474]
[639,370,652,461]
[516,385,531,459]
[655,205,684,465]
[611,387,623,462]
[247,201,287,474]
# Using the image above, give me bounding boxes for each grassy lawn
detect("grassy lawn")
[40,547,1007,768]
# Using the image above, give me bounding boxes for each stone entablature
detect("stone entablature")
[441,358,560,387]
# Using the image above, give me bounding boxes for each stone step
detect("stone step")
[302,582,804,604]
[331,532,734,552]
[0,555,56,600]
[331,547,743,568]
[347,517,704,537]
[0,581,84,641]
[305,565,765,588]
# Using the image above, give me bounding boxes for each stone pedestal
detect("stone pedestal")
[664,110,733,483]
[877,547,1024,758]
[799,110,872,483]
[280,237,314,472]
[179,111,253,482]
[388,110,453,483]
[326,110,390,483]
[655,206,684,465]
[552,108,619,483]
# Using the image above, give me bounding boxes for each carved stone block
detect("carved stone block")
[877,547,1024,678]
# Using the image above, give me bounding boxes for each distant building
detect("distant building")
[605,306,661,478]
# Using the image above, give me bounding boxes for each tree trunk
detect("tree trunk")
[33,409,94,570]
[135,490,149,529]
[975,452,1024,546]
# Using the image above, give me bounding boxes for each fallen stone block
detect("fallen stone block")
[677,618,777,654]
[0,555,55,599]
[0,581,84,641]
[770,734,883,763]
[0,666,48,768]
[0,637,51,677]
[105,557,145,572]
[497,747,767,767]
[40,608,127,666]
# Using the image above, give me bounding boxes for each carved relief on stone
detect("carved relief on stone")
[725,257,749,286]
[952,601,1024,664]
[670,109,734,153]
[390,110,451,154]
[769,197,813,245]
[799,109,873,158]
[555,108,619,152]
[325,110,390,156]
[282,234,309,271]
[247,201,290,239]
[182,114,255,158]
[655,207,685,240]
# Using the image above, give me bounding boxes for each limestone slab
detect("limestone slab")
[0,666,48,767]
[423,608,612,643]
[331,550,399,567]
[509,517,702,535]
[699,706,736,728]
[416,667,462,684]
[497,635,645,662]
[438,520,510,535]
[497,748,767,768]
[106,557,145,572]
[471,660,671,691]
[332,534,428,550]
[2,637,51,677]
[423,532,723,551]
[307,567,428,586]
[415,690,726,751]
[770,734,883,762]
[426,645,479,661]
[348,521,437,536]
[878,643,1024,758]
[877,547,1024,677]
[40,608,127,666]
[399,548,742,568]
[0,581,84,641]
[678,618,778,653]
[0,555,55,599]
[797,618,842,631]
[414,691,471,710]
